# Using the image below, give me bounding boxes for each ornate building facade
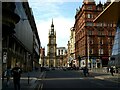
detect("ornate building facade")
[47,20,57,67]
[56,47,67,67]
[74,0,116,68]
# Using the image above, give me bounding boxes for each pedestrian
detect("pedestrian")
[106,67,109,73]
[83,66,89,77]
[11,62,22,90]
[6,66,12,87]
[83,67,86,77]
[110,66,114,76]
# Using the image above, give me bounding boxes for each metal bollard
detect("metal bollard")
[28,76,29,84]
[27,72,30,84]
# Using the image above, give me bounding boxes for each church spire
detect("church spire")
[51,19,54,28]
[50,19,55,35]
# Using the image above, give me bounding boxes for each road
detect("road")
[36,69,119,90]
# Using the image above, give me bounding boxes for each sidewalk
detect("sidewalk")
[90,68,120,83]
[2,70,45,90]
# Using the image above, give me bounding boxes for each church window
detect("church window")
[87,5,92,10]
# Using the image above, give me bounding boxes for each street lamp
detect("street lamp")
[78,55,81,68]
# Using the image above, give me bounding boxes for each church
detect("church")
[45,20,67,68]
[47,19,57,67]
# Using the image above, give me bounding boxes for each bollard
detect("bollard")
[27,72,30,84]
[28,76,29,84]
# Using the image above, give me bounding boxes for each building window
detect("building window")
[99,49,103,55]
[87,14,93,18]
[86,22,93,26]
[61,50,63,55]
[108,31,112,36]
[87,5,92,10]
[90,39,93,44]
[100,39,103,45]
[89,49,93,54]
[88,30,93,35]
[58,50,60,55]
[98,30,104,35]
[87,14,91,18]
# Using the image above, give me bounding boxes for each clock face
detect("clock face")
[51,39,54,44]
[51,31,53,34]
[50,48,53,52]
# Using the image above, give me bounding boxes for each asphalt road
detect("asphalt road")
[36,69,119,90]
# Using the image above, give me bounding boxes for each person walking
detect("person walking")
[110,66,114,76]
[106,67,109,73]
[6,66,11,87]
[11,62,22,90]
[83,66,89,77]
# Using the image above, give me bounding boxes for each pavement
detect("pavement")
[1,70,46,90]
[90,68,120,83]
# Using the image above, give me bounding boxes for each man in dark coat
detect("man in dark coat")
[110,67,114,76]
[11,62,22,90]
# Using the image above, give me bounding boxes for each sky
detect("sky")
[28,0,107,54]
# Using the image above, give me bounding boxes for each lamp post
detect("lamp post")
[87,34,90,68]
[78,55,81,68]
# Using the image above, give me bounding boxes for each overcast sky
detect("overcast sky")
[28,0,107,54]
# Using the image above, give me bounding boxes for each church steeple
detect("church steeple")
[50,19,55,35]
[51,19,54,28]
[47,19,57,68]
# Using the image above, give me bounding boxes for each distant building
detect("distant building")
[56,47,67,67]
[74,0,116,68]
[47,20,57,67]
[39,47,45,67]
[67,27,77,67]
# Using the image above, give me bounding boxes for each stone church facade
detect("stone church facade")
[47,20,57,67]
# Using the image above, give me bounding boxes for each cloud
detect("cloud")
[28,1,74,49]
[37,17,74,49]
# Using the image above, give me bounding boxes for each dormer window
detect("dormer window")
[87,5,92,10]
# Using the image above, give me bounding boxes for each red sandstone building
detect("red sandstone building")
[74,0,116,68]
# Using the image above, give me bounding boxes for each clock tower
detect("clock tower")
[47,19,57,67]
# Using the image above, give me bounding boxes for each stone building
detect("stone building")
[74,0,116,68]
[47,20,57,67]
[39,47,45,67]
[67,27,77,67]
[56,47,67,67]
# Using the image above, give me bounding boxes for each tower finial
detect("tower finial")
[52,18,53,24]
[51,18,54,27]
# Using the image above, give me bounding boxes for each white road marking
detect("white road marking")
[38,77,94,81]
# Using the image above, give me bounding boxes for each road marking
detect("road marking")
[37,83,43,90]
[94,77,104,80]
[40,84,43,90]
[38,83,43,90]
[38,77,94,81]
